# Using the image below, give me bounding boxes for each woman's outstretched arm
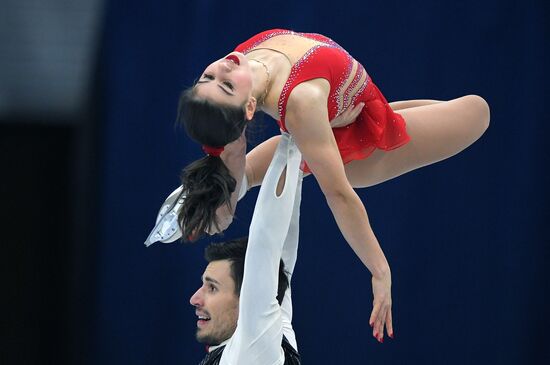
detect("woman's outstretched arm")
[285,79,393,342]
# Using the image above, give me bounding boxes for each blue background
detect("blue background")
[95,0,548,363]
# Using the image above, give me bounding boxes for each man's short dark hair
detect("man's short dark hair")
[204,237,289,305]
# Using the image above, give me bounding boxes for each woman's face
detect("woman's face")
[194,52,253,108]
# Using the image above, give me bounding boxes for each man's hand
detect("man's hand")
[329,102,365,128]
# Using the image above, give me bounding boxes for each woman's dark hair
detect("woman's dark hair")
[205,237,289,305]
[177,87,249,241]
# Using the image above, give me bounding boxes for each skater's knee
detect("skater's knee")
[465,94,490,134]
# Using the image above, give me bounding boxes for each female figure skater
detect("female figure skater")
[176,29,490,343]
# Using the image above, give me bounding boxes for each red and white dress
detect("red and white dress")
[235,29,410,172]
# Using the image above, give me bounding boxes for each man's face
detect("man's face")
[189,260,239,345]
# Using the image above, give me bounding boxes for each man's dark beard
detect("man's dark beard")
[196,329,223,346]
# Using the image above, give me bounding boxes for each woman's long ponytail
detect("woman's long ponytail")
[177,87,248,241]
[178,155,236,241]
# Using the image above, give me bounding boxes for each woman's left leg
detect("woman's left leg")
[344,94,490,188]
[389,99,443,110]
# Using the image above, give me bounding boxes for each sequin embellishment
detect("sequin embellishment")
[241,29,371,124]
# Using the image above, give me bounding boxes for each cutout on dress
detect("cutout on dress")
[275,165,287,198]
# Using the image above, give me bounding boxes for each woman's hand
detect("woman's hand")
[329,102,365,128]
[370,270,394,343]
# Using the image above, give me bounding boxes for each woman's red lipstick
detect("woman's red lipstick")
[225,55,240,65]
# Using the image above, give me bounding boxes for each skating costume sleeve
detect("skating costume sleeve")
[220,133,303,365]
[279,187,300,351]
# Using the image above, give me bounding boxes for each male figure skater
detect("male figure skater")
[190,134,303,364]
[191,238,300,364]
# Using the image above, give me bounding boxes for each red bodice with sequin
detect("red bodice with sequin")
[235,29,410,171]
